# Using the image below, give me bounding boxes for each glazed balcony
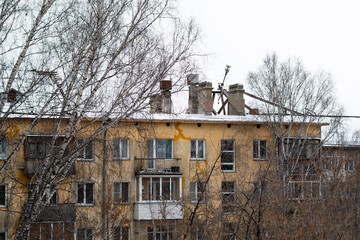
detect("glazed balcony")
[134,175,183,220]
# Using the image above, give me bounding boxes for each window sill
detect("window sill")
[77,203,94,207]
[221,170,236,173]
[113,158,130,161]
[0,205,7,208]
[113,202,131,205]
[190,158,206,161]
[77,159,94,162]
[253,158,268,161]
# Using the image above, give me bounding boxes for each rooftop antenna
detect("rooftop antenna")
[217,65,231,115]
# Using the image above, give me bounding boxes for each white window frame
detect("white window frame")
[114,226,129,240]
[113,138,129,160]
[114,182,130,204]
[221,140,235,172]
[288,181,322,200]
[221,181,236,213]
[345,159,355,172]
[0,136,7,160]
[190,181,205,203]
[190,139,205,160]
[77,183,94,206]
[0,231,6,240]
[148,139,174,169]
[77,138,93,161]
[77,228,93,240]
[0,184,6,207]
[253,140,267,160]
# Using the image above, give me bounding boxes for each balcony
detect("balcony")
[134,157,181,174]
[134,202,183,220]
[24,136,76,177]
[134,175,183,220]
[35,204,76,222]
[24,160,76,177]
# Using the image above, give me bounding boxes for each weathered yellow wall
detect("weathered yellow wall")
[0,117,322,239]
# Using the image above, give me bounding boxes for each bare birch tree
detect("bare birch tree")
[1,0,199,239]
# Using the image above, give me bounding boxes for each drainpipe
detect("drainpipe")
[102,127,108,240]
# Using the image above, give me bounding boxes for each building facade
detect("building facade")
[0,80,326,239]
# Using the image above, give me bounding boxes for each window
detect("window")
[77,183,94,205]
[289,182,302,199]
[27,136,51,159]
[114,226,129,240]
[223,223,236,240]
[283,138,320,160]
[147,180,176,201]
[190,181,205,203]
[77,228,93,240]
[147,225,174,240]
[253,181,268,196]
[113,138,129,160]
[0,185,6,207]
[77,138,93,161]
[148,139,173,169]
[46,184,57,205]
[191,139,205,160]
[0,136,7,160]
[114,182,129,203]
[222,181,235,213]
[345,159,355,172]
[221,140,235,172]
[253,140,267,160]
[0,232,6,240]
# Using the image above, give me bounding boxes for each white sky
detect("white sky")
[179,0,360,138]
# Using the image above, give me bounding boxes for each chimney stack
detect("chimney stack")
[187,74,213,115]
[150,80,172,114]
[228,83,245,115]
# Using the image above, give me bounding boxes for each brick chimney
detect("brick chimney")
[150,80,172,114]
[187,74,213,115]
[198,82,213,115]
[228,83,245,115]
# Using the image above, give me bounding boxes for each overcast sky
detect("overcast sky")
[179,0,360,138]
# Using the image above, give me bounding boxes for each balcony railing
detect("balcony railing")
[134,157,181,174]
[24,160,76,177]
[134,201,183,220]
[35,204,76,222]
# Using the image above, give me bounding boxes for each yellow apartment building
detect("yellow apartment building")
[0,79,324,239]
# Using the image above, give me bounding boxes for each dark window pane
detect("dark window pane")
[162,182,170,200]
[0,137,7,159]
[221,164,234,171]
[113,139,120,159]
[120,139,128,159]
[77,229,85,240]
[156,139,166,158]
[165,139,172,158]
[221,140,234,151]
[0,185,5,206]
[198,140,204,159]
[86,183,93,204]
[260,141,266,158]
[253,140,259,159]
[28,143,36,158]
[122,183,129,203]
[86,228,92,240]
[77,184,84,204]
[221,152,234,163]
[85,142,93,160]
[148,140,154,158]
[190,140,196,158]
